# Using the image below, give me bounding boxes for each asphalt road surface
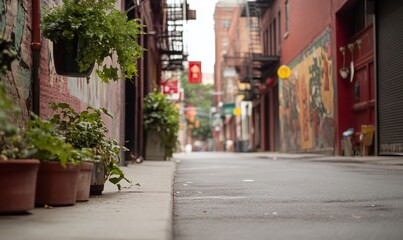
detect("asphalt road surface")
[173,152,403,240]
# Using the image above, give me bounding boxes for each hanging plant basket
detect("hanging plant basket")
[53,37,94,78]
[42,0,144,83]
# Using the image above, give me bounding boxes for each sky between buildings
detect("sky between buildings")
[185,0,219,74]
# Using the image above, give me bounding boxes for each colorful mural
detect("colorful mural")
[279,30,335,153]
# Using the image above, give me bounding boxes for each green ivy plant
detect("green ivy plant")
[0,35,17,75]
[42,0,144,83]
[0,82,25,160]
[143,92,180,158]
[0,84,92,165]
[0,35,26,160]
[49,102,130,190]
[26,115,94,167]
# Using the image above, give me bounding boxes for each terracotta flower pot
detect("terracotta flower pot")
[76,162,94,202]
[0,159,40,214]
[35,162,80,207]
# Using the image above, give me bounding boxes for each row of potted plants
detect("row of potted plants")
[0,84,131,213]
[0,82,130,213]
[0,35,130,213]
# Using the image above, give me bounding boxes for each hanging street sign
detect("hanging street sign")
[161,79,178,94]
[188,61,202,84]
[233,107,241,116]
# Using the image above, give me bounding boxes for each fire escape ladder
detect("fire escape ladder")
[239,0,280,101]
[159,0,187,71]
[243,1,263,99]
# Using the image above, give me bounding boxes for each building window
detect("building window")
[278,11,281,46]
[352,0,374,35]
[263,29,268,55]
[269,23,272,55]
[222,37,228,48]
[285,0,289,35]
[273,18,277,54]
[223,8,232,13]
[222,19,230,29]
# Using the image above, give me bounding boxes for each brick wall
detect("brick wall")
[0,0,125,143]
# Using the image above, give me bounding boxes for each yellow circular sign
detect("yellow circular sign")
[233,108,241,116]
[277,65,291,79]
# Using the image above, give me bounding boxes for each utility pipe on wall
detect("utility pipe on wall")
[32,0,41,115]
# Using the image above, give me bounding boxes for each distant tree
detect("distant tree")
[180,71,213,140]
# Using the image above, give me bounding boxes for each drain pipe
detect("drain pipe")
[32,0,41,116]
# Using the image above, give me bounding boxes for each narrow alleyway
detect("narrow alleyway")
[173,152,403,240]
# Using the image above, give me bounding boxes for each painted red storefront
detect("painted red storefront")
[259,0,376,154]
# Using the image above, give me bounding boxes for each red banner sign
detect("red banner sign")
[161,79,178,94]
[188,61,202,84]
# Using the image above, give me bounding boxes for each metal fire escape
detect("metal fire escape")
[158,0,195,71]
[240,0,279,100]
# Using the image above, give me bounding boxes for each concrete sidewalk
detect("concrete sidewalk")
[0,160,176,240]
[248,152,403,169]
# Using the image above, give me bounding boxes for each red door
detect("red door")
[350,25,375,143]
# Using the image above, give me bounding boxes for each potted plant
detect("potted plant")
[0,85,89,208]
[49,102,131,196]
[42,0,144,82]
[26,115,93,207]
[0,85,41,214]
[0,35,40,214]
[143,92,180,160]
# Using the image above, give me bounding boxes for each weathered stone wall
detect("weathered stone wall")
[0,0,33,122]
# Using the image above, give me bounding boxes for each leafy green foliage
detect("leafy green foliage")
[0,83,25,160]
[49,102,130,189]
[0,35,17,76]
[180,71,213,140]
[26,115,94,167]
[143,92,180,157]
[0,35,92,166]
[0,92,91,166]
[0,36,25,160]
[42,0,144,83]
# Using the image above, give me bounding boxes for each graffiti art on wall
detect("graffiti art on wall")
[279,30,335,153]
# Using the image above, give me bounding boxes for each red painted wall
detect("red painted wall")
[280,0,332,64]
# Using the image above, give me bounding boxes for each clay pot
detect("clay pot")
[76,162,94,202]
[35,162,80,207]
[0,159,40,214]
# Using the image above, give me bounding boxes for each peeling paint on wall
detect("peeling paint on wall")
[279,30,335,153]
[16,63,31,100]
[0,0,31,121]
[14,1,24,52]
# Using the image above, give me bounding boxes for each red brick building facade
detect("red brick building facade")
[217,0,403,156]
